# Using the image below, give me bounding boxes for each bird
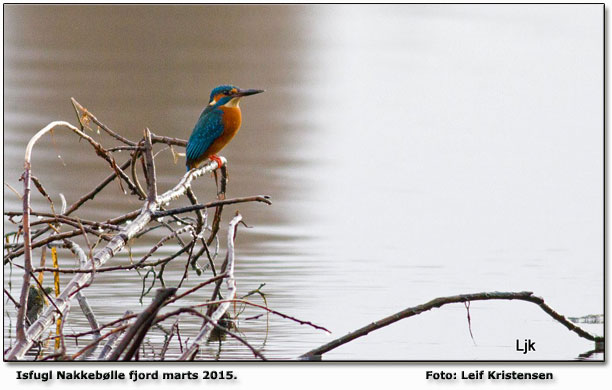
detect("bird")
[186,85,264,171]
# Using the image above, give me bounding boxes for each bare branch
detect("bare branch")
[206,163,228,246]
[157,308,266,361]
[4,288,21,308]
[3,158,134,263]
[142,128,158,202]
[71,98,137,146]
[150,133,187,147]
[152,195,271,218]
[299,291,603,360]
[179,213,242,360]
[97,310,133,360]
[62,239,101,341]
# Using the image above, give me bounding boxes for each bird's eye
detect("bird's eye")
[226,90,233,95]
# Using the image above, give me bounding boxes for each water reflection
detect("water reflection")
[4,4,603,360]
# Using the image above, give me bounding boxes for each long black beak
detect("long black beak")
[235,88,264,97]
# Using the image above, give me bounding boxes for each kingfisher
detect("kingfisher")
[186,85,264,171]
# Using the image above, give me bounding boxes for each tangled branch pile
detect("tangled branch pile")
[3,99,326,361]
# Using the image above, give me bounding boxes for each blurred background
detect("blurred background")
[3,4,603,360]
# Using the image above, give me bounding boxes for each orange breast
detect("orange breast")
[205,106,242,157]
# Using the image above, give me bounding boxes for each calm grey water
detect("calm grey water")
[3,4,603,360]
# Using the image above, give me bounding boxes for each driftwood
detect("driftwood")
[300,291,604,360]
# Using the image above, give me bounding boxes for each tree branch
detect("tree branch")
[299,291,603,360]
[179,213,242,360]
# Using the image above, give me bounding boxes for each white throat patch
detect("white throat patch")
[224,97,241,108]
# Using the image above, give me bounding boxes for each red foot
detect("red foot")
[209,155,223,169]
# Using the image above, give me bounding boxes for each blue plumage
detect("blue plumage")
[185,84,264,171]
[185,109,224,171]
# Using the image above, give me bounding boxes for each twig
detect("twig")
[130,145,147,200]
[71,323,130,360]
[33,247,190,274]
[30,175,56,214]
[107,145,141,152]
[14,119,47,344]
[137,225,194,265]
[4,182,22,199]
[4,158,133,263]
[43,312,137,341]
[179,213,242,360]
[163,273,228,306]
[4,288,21,308]
[158,308,266,361]
[464,301,475,344]
[176,238,198,290]
[152,195,271,218]
[5,211,120,231]
[207,163,228,246]
[185,187,204,234]
[64,158,133,216]
[150,134,187,147]
[97,310,133,360]
[5,227,112,262]
[142,128,158,202]
[201,298,330,333]
[33,121,139,196]
[71,98,137,146]
[63,239,101,340]
[51,247,61,350]
[160,319,179,360]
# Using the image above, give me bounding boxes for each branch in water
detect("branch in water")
[299,291,603,360]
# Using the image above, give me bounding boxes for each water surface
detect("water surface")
[3,4,603,360]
